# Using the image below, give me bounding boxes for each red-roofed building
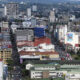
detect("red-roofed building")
[34,37,51,46]
[17,41,34,47]
[19,50,60,61]
[75,44,79,47]
[0,59,3,61]
[17,37,51,47]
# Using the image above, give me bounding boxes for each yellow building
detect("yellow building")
[0,49,12,64]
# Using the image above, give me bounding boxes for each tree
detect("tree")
[6,59,14,71]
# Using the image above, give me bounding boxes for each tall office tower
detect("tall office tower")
[4,6,7,16]
[32,5,37,12]
[27,8,31,17]
[6,2,19,19]
[49,9,55,23]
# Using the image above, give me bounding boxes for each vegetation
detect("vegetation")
[71,49,80,60]
[6,59,14,71]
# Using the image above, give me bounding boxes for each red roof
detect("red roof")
[75,44,79,47]
[19,51,59,56]
[17,41,34,47]
[0,59,3,61]
[8,45,12,48]
[17,37,51,47]
[34,37,51,46]
[65,43,72,46]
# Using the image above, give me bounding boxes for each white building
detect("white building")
[1,21,9,28]
[54,25,80,51]
[65,74,80,80]
[11,22,19,33]
[58,25,68,43]
[38,43,55,52]
[22,21,31,28]
[4,6,7,16]
[49,9,55,23]
[65,32,79,49]
[26,63,34,70]
[27,8,31,17]
[70,15,76,21]
[0,59,3,80]
[32,5,37,12]
[18,46,37,52]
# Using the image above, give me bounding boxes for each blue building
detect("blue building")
[34,27,45,37]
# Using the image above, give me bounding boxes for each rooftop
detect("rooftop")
[19,51,59,55]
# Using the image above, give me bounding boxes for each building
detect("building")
[38,43,55,52]
[0,49,12,64]
[0,7,4,17]
[5,2,19,18]
[65,74,80,80]
[49,9,55,23]
[28,63,80,79]
[4,6,7,16]
[34,27,45,38]
[19,51,59,61]
[27,8,31,17]
[15,29,34,41]
[11,22,19,33]
[1,22,9,28]
[31,18,36,28]
[17,41,34,47]
[65,32,79,51]
[32,5,37,12]
[34,37,51,46]
[18,43,55,52]
[0,59,3,80]
[54,25,68,43]
[30,63,67,79]
[22,20,31,28]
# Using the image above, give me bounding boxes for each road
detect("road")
[8,22,22,80]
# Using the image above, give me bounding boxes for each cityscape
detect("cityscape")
[0,0,80,80]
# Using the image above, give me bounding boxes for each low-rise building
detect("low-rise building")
[30,63,67,79]
[0,49,12,64]
[28,63,80,79]
[19,51,59,61]
[15,29,34,41]
[65,74,80,80]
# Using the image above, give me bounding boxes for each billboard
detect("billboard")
[67,33,73,42]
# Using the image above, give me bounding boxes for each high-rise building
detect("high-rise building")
[27,8,31,17]
[32,5,37,12]
[4,6,7,16]
[5,2,19,18]
[49,9,55,23]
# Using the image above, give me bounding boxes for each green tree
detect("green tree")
[6,59,14,71]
